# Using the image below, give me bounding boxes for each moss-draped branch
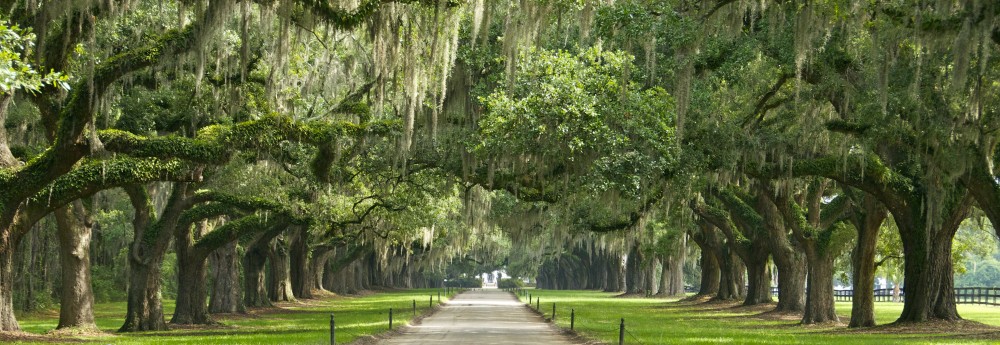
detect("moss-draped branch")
[101,115,398,180]
[750,153,914,214]
[0,1,226,215]
[192,214,290,260]
[298,0,462,29]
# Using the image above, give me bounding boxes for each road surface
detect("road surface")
[377,289,580,345]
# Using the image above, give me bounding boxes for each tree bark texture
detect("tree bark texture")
[209,241,245,314]
[54,203,97,330]
[171,221,211,325]
[120,184,193,332]
[848,195,886,327]
[801,250,838,323]
[268,238,295,302]
[743,251,773,306]
[289,226,312,299]
[0,243,19,331]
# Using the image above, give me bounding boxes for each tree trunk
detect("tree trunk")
[120,253,169,331]
[698,248,721,296]
[773,254,805,312]
[289,227,312,299]
[171,221,212,325]
[310,247,333,292]
[656,259,670,296]
[758,193,806,312]
[743,251,772,306]
[849,196,885,328]
[801,249,838,324]
[715,246,743,301]
[895,204,965,322]
[625,244,643,294]
[667,253,686,296]
[243,244,271,307]
[54,203,97,330]
[644,258,658,295]
[171,251,211,324]
[120,184,192,332]
[209,241,245,314]
[268,238,295,302]
[0,94,19,168]
[0,243,19,331]
[603,253,623,292]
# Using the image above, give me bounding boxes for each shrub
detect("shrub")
[498,278,524,289]
[444,277,483,288]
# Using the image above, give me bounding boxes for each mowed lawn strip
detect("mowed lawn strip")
[13,288,458,345]
[519,289,1000,345]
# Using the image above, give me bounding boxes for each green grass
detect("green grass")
[518,289,1000,345]
[12,289,458,344]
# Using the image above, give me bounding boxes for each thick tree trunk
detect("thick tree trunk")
[243,244,271,307]
[289,227,312,299]
[0,244,19,331]
[310,247,333,292]
[644,258,658,295]
[0,95,19,168]
[268,239,295,302]
[54,204,97,330]
[698,248,721,296]
[657,260,670,296]
[603,253,623,292]
[209,241,245,314]
[664,254,686,296]
[171,221,212,325]
[896,209,964,322]
[758,193,806,312]
[625,244,643,294]
[715,247,743,301]
[849,196,885,328]
[743,252,772,306]
[171,252,211,324]
[773,254,806,312]
[802,250,838,324]
[120,255,169,331]
[120,184,192,332]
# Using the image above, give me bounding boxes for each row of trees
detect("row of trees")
[449,0,1000,328]
[0,0,514,333]
[0,0,997,337]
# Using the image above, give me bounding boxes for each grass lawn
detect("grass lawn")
[11,288,457,344]
[518,289,1000,345]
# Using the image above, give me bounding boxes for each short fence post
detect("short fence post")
[430,295,433,308]
[552,303,556,321]
[536,298,540,311]
[570,309,575,330]
[619,318,625,345]
[330,313,336,345]
[412,299,416,316]
[389,308,393,330]
[528,293,532,304]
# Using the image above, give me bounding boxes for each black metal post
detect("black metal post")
[330,313,336,345]
[389,308,393,329]
[570,309,575,330]
[619,318,625,345]
[413,299,416,316]
[536,298,540,311]
[430,295,433,307]
[551,303,556,321]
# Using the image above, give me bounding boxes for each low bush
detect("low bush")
[445,276,483,288]
[498,278,524,289]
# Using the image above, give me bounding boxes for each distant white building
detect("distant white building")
[480,270,510,288]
